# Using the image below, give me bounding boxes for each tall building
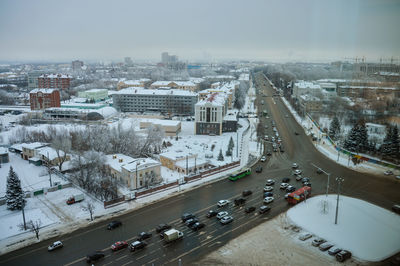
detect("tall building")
[29,89,61,110]
[38,74,71,90]
[72,60,84,71]
[124,57,133,66]
[28,71,46,89]
[161,52,178,64]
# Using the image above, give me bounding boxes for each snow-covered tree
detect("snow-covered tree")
[391,126,400,159]
[51,132,72,171]
[328,116,341,141]
[217,149,224,161]
[343,124,358,152]
[6,166,25,210]
[380,125,400,159]
[228,136,235,151]
[344,121,369,153]
[82,202,95,221]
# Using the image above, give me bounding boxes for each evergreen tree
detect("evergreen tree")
[226,147,232,156]
[217,149,224,161]
[343,123,358,152]
[391,126,400,159]
[328,116,341,141]
[356,121,369,153]
[380,125,393,158]
[6,166,25,211]
[228,136,235,151]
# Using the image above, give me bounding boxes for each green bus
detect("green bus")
[229,168,251,181]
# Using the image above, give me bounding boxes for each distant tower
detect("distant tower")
[72,60,84,71]
[162,52,169,64]
[124,57,133,66]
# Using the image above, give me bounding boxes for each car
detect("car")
[264,125,268,129]
[279,146,284,152]
[271,137,275,142]
[242,190,253,197]
[294,131,300,135]
[130,240,147,251]
[266,179,275,185]
[316,168,323,174]
[392,204,400,214]
[303,182,312,187]
[181,213,195,222]
[217,200,229,207]
[259,205,271,214]
[299,233,312,241]
[293,169,302,175]
[107,220,122,230]
[286,186,296,193]
[275,132,279,137]
[220,215,233,225]
[280,182,289,189]
[86,252,105,263]
[137,231,152,241]
[302,177,310,183]
[336,250,352,262]
[245,206,256,213]
[264,186,274,192]
[266,150,272,156]
[216,211,229,219]
[312,136,318,141]
[319,242,334,251]
[282,177,290,183]
[190,222,205,231]
[255,166,263,173]
[207,210,218,218]
[155,223,171,233]
[264,135,269,140]
[48,241,63,251]
[234,197,246,206]
[185,218,199,226]
[312,237,326,247]
[328,246,343,256]
[292,163,298,168]
[111,241,128,251]
[260,156,267,162]
[263,197,274,204]
[264,192,273,197]
[273,147,278,152]
[296,175,303,181]
[384,170,393,175]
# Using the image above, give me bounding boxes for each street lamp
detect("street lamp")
[334,177,345,225]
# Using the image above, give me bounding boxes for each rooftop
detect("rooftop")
[113,88,197,97]
[122,158,161,172]
[30,88,58,94]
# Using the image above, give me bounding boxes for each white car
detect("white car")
[293,169,302,175]
[292,163,298,169]
[263,197,274,203]
[280,183,289,189]
[216,211,229,219]
[266,179,275,186]
[295,175,303,181]
[220,215,233,224]
[299,233,312,241]
[260,156,267,162]
[263,186,274,192]
[48,241,63,251]
[217,200,229,207]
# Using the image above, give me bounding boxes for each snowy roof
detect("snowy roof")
[10,143,24,151]
[189,77,205,84]
[105,154,135,172]
[122,158,161,172]
[196,92,227,107]
[37,147,65,160]
[46,106,117,118]
[140,119,181,126]
[294,81,321,89]
[224,110,239,121]
[159,150,197,161]
[151,81,174,86]
[22,142,48,150]
[113,88,197,97]
[120,80,142,86]
[318,82,336,88]
[0,147,8,154]
[30,88,58,94]
[174,81,196,87]
[39,74,70,79]
[83,88,108,93]
[175,157,208,168]
[365,123,386,128]
[339,85,398,90]
[299,95,321,101]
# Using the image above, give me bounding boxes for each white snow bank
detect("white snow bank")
[287,195,400,262]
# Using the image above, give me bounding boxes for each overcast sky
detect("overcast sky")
[0,0,399,63]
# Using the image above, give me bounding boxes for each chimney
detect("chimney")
[113,155,117,159]
[119,158,123,163]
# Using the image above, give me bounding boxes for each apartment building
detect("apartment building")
[29,88,61,110]
[150,81,198,92]
[38,74,71,90]
[78,89,108,102]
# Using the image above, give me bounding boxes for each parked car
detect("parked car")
[107,220,122,230]
[303,182,312,187]
[282,177,290,183]
[296,175,303,181]
[245,206,256,213]
[156,223,171,233]
[220,215,233,225]
[292,163,298,168]
[263,197,274,204]
[302,177,310,183]
[328,246,343,256]
[263,186,273,192]
[137,232,152,241]
[242,190,253,197]
[336,250,352,262]
[260,156,267,162]
[190,222,205,231]
[266,150,272,156]
[392,204,400,214]
[234,197,246,206]
[266,179,275,185]
[384,170,393,175]
[111,241,128,251]
[294,131,300,135]
[207,210,218,218]
[319,242,334,251]
[259,205,271,214]
[293,169,302,175]
[299,233,312,241]
[286,186,296,193]
[217,200,230,207]
[86,252,105,263]
[181,213,195,222]
[48,241,63,251]
[312,238,326,247]
[263,192,273,198]
[185,218,199,226]
[316,168,323,174]
[130,240,147,252]
[217,211,229,219]
[280,183,289,189]
[255,166,263,173]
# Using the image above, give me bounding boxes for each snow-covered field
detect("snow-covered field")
[288,195,400,262]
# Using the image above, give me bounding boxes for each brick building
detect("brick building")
[38,74,71,90]
[29,89,61,110]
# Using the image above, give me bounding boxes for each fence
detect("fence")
[104,196,125,208]
[185,160,241,183]
[307,113,400,170]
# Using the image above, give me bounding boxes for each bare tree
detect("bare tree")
[19,219,42,240]
[51,133,71,171]
[82,202,95,221]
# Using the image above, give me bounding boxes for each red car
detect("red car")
[111,241,128,251]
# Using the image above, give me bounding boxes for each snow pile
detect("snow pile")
[287,195,400,262]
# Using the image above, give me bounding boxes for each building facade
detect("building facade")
[195,93,228,135]
[38,74,71,90]
[78,89,108,102]
[29,89,61,110]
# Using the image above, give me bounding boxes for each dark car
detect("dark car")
[282,177,290,183]
[266,150,272,156]
[294,131,300,135]
[137,231,152,241]
[336,250,352,262]
[255,166,263,173]
[86,252,105,263]
[303,182,312,187]
[107,220,122,230]
[190,222,205,231]
[286,186,296,193]
[328,246,343,256]
[156,223,171,233]
[181,213,195,222]
[129,240,147,252]
[259,205,271,214]
[245,206,256,213]
[279,146,284,152]
[206,210,218,218]
[242,190,253,197]
[392,204,400,214]
[263,192,273,197]
[234,197,246,206]
[185,218,199,226]
[301,177,310,183]
[316,168,323,174]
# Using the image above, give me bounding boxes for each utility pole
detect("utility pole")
[47,152,52,187]
[136,163,138,190]
[236,130,239,159]
[335,177,344,225]
[22,201,26,230]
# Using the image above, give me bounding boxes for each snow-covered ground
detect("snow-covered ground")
[288,195,400,262]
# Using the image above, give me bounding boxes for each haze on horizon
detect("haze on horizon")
[0,0,399,63]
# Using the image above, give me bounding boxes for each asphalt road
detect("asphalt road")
[1,73,399,266]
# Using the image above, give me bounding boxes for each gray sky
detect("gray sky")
[0,0,399,63]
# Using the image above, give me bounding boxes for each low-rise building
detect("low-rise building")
[195,93,228,135]
[139,119,181,137]
[0,147,9,163]
[117,79,151,90]
[298,95,322,113]
[37,146,70,166]
[78,89,108,102]
[159,151,197,171]
[21,142,49,160]
[293,81,322,98]
[150,81,198,91]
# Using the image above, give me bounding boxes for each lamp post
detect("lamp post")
[334,177,344,225]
